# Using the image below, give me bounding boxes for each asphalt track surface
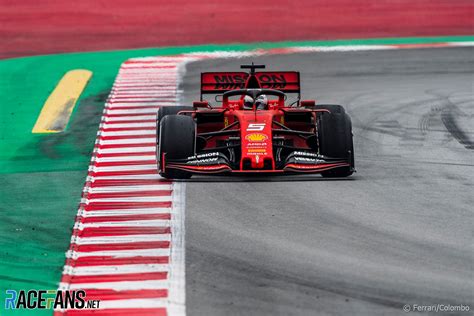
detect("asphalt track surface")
[180,47,474,315]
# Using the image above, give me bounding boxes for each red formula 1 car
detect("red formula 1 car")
[156,63,354,179]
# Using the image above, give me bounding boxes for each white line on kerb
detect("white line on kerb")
[80,208,171,217]
[63,280,169,290]
[83,196,172,203]
[102,116,157,122]
[91,298,169,309]
[62,264,169,276]
[75,219,170,228]
[87,184,171,192]
[94,155,157,162]
[100,123,156,129]
[94,146,156,153]
[72,234,171,244]
[66,248,170,258]
[88,164,157,172]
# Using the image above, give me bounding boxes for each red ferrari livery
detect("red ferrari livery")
[156,63,355,179]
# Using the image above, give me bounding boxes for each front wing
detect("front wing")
[162,152,352,175]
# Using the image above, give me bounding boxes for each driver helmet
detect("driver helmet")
[255,95,268,109]
[243,95,254,109]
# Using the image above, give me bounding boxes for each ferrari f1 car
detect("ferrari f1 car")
[156,63,354,179]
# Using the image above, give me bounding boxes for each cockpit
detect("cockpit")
[222,89,286,110]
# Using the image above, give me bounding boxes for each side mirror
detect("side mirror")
[300,100,316,107]
[193,101,210,108]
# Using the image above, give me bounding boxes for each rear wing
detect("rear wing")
[200,71,300,100]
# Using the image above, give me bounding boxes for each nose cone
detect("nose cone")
[239,111,274,170]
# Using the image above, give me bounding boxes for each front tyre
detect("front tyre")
[156,106,194,140]
[158,115,196,179]
[316,104,354,177]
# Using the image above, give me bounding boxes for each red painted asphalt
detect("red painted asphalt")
[1,0,472,59]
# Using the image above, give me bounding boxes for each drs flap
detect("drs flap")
[201,71,300,94]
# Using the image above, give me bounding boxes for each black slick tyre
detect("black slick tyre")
[158,115,196,179]
[315,104,354,177]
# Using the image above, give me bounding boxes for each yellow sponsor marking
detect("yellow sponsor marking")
[245,133,268,142]
[248,148,267,153]
[32,69,92,133]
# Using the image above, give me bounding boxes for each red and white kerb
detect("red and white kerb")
[55,56,200,316]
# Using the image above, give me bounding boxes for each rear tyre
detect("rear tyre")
[158,115,196,179]
[316,104,354,177]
